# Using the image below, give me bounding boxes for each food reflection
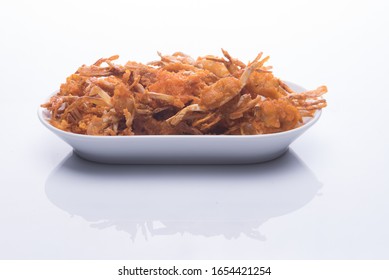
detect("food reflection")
[45,150,321,241]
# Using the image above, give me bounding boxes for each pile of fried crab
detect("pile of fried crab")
[42,50,327,135]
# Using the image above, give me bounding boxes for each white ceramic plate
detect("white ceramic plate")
[38,82,321,164]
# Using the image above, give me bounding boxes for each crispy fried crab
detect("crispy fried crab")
[41,50,327,135]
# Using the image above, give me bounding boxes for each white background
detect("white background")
[0,0,388,259]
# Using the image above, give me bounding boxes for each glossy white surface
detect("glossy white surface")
[1,0,389,259]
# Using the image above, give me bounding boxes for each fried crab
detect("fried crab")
[41,50,327,135]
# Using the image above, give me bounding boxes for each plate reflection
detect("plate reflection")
[45,150,321,241]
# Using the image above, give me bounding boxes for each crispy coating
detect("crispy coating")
[245,72,287,99]
[41,50,327,135]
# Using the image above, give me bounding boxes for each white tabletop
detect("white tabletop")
[1,0,388,259]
